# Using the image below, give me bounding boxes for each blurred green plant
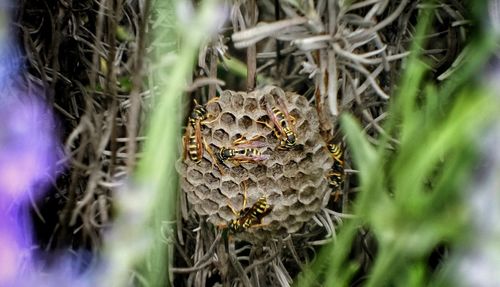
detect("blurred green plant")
[296,5,498,287]
[102,1,220,286]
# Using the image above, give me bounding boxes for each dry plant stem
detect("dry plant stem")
[106,0,121,177]
[209,46,218,99]
[22,26,50,94]
[275,0,282,77]
[186,77,225,92]
[228,239,253,287]
[172,259,214,274]
[284,236,304,269]
[232,17,307,48]
[348,0,409,42]
[59,0,108,240]
[244,249,280,274]
[327,48,338,117]
[246,0,257,91]
[126,0,151,172]
[46,1,65,104]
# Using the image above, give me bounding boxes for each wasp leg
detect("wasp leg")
[248,222,270,230]
[226,199,240,216]
[204,139,225,175]
[182,135,187,160]
[233,134,267,146]
[332,190,343,202]
[182,126,191,160]
[256,120,280,139]
[202,96,220,124]
[201,117,218,126]
[241,181,248,210]
[217,222,228,230]
[228,159,242,167]
[289,115,297,126]
[206,96,220,105]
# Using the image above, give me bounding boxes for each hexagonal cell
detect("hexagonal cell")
[212,128,230,142]
[305,197,322,211]
[220,180,238,197]
[227,194,245,211]
[194,203,210,215]
[282,159,299,176]
[199,157,215,170]
[297,120,310,134]
[298,186,317,205]
[293,93,308,108]
[249,165,266,179]
[275,177,291,191]
[304,138,316,149]
[206,101,222,116]
[193,184,210,200]
[268,163,283,179]
[271,206,289,221]
[217,90,232,105]
[298,154,314,171]
[203,199,220,213]
[204,172,219,188]
[186,168,203,184]
[299,184,316,197]
[258,94,272,110]
[238,115,254,130]
[185,191,202,205]
[244,97,258,113]
[209,189,228,206]
[218,205,236,221]
[220,112,236,127]
[230,93,245,110]
[228,165,247,178]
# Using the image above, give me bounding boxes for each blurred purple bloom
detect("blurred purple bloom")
[0,4,65,286]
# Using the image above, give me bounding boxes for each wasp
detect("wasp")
[216,135,269,165]
[219,183,273,233]
[183,98,218,163]
[327,143,345,202]
[259,97,297,150]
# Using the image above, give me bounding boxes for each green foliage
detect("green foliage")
[101,1,221,286]
[297,5,498,287]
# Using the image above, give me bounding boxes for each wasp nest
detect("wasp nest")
[178,86,333,235]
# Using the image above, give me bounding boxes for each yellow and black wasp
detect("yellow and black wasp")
[183,98,218,163]
[259,97,298,150]
[215,135,270,165]
[219,182,273,233]
[327,143,345,202]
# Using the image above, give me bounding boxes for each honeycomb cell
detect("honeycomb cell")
[207,101,222,116]
[204,172,219,188]
[193,184,210,200]
[268,163,283,179]
[187,168,203,183]
[213,128,230,142]
[221,180,238,197]
[221,112,236,127]
[294,94,308,108]
[238,116,253,130]
[199,157,215,170]
[229,165,247,177]
[249,165,266,179]
[244,98,258,113]
[300,184,316,196]
[230,93,245,110]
